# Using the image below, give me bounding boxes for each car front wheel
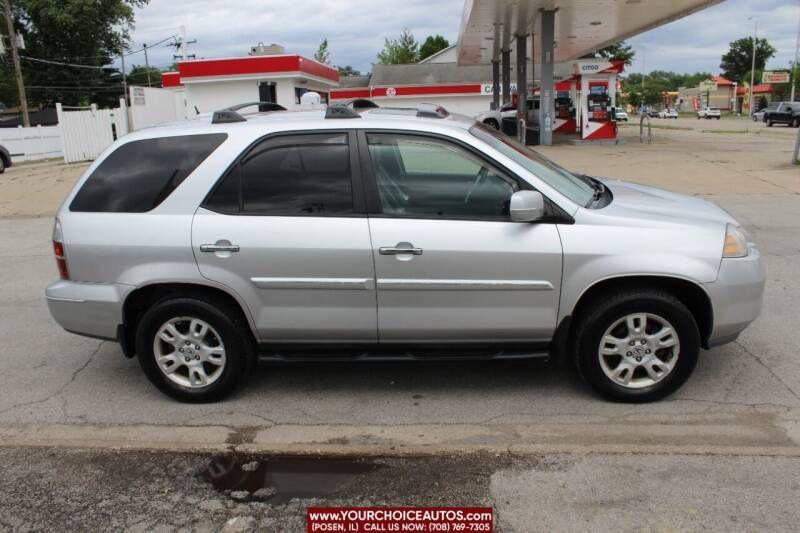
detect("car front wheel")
[136,297,251,402]
[574,289,700,403]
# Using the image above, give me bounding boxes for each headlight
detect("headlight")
[723,223,748,258]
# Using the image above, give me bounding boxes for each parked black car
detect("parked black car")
[763,101,800,128]
[0,144,11,173]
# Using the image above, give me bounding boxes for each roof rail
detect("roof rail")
[342,98,380,110]
[416,103,449,119]
[325,104,361,119]
[211,101,287,124]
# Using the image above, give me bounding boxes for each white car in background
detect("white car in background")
[614,109,629,122]
[659,108,679,119]
[698,107,721,119]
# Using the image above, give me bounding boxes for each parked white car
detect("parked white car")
[659,109,678,119]
[614,109,629,122]
[698,108,721,119]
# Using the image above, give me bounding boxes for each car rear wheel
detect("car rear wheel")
[574,289,700,403]
[793,117,800,128]
[136,297,251,402]
[484,118,500,130]
[767,119,773,127]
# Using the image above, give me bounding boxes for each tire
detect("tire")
[135,296,252,402]
[793,117,800,128]
[0,157,5,174]
[573,288,700,403]
[484,118,500,130]
[766,119,773,127]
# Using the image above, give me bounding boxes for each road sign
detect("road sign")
[762,71,790,84]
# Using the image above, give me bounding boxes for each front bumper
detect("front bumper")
[46,280,132,340]
[703,246,766,347]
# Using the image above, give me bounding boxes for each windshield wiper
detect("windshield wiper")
[579,175,606,206]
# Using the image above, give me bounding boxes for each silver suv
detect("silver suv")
[46,103,765,403]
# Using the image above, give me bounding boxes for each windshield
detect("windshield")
[469,123,595,206]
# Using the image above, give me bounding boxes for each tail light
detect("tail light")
[52,219,70,280]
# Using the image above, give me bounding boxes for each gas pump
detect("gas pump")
[574,60,624,141]
[552,80,577,134]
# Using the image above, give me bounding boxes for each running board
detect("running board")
[256,343,551,363]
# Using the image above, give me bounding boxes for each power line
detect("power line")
[20,56,108,69]
[17,33,178,70]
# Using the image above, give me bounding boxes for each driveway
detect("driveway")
[2,126,800,454]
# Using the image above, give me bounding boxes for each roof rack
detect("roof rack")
[416,103,449,119]
[341,98,380,110]
[325,104,361,119]
[211,102,287,124]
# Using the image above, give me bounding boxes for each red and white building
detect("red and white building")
[161,49,339,114]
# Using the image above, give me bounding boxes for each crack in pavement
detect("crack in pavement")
[734,340,800,403]
[0,341,104,416]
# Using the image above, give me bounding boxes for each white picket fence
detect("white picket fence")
[0,125,62,162]
[56,101,129,163]
[55,87,189,164]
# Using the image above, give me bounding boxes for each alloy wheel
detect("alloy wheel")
[598,313,680,389]
[153,316,226,388]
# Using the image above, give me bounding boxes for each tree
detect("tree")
[419,35,449,61]
[0,0,148,108]
[720,37,776,84]
[583,41,635,65]
[313,37,330,65]
[377,28,419,64]
[336,65,361,77]
[127,64,162,87]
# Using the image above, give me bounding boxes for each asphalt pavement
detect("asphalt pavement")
[1,194,799,457]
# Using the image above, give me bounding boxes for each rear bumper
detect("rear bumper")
[46,280,132,340]
[704,247,766,347]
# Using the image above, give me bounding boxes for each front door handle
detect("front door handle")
[200,243,240,253]
[379,243,423,256]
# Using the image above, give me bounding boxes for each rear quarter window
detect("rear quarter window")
[70,134,227,213]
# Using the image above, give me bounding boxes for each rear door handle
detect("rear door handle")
[379,244,423,256]
[200,243,240,253]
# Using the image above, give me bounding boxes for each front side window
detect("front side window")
[366,133,517,220]
[70,134,227,212]
[204,132,353,216]
[469,123,595,207]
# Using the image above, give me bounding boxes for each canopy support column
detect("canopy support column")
[516,33,528,143]
[491,59,500,110]
[539,9,555,146]
[501,49,511,105]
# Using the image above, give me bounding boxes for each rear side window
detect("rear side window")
[70,134,227,212]
[204,132,354,216]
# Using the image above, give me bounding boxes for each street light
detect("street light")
[748,16,757,116]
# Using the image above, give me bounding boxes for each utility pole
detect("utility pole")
[143,43,151,87]
[120,49,128,105]
[172,25,196,62]
[791,7,799,102]
[2,0,29,126]
[748,16,757,116]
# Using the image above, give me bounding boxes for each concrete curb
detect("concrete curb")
[2,421,798,457]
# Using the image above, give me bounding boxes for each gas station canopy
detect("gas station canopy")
[457,0,724,66]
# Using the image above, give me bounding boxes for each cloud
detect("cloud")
[628,0,800,74]
[126,0,799,76]
[127,0,463,72]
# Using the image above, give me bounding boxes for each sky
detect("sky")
[126,0,800,76]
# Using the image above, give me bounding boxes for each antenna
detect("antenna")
[172,25,197,61]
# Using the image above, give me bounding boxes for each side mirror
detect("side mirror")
[510,190,545,222]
